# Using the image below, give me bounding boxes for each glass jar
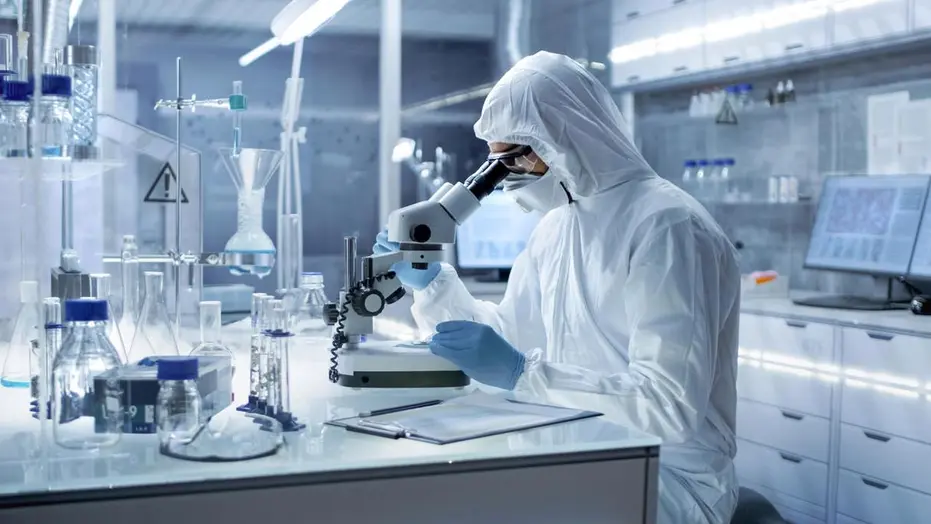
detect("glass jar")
[52,299,123,450]
[0,80,31,158]
[157,357,202,446]
[65,45,98,156]
[37,74,73,158]
[296,272,329,339]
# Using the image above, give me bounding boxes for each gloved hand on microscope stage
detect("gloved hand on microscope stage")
[429,321,526,391]
[373,229,442,290]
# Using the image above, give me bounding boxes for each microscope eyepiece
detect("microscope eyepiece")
[465,160,511,201]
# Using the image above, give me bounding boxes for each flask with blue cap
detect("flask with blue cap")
[157,356,203,446]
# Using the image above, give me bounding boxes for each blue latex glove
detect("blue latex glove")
[429,321,526,390]
[373,229,441,290]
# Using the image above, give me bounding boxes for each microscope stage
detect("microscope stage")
[336,340,470,389]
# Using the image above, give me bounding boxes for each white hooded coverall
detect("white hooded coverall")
[411,51,741,524]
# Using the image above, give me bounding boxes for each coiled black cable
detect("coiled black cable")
[327,271,398,384]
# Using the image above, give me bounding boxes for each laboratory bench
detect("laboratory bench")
[461,278,931,524]
[0,322,661,524]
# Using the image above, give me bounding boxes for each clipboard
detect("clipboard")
[325,393,602,445]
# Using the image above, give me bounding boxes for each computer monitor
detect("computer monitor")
[456,190,542,279]
[907,185,931,280]
[796,174,929,310]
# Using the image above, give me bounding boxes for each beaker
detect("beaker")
[90,273,127,362]
[127,271,180,362]
[218,148,283,278]
[190,301,234,372]
[1,281,40,388]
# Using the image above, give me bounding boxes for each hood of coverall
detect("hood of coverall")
[474,51,656,198]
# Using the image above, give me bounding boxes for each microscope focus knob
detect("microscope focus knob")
[352,289,385,317]
[323,303,340,325]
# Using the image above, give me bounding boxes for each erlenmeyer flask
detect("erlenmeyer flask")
[1,281,40,388]
[90,273,127,362]
[127,271,180,361]
[117,234,141,352]
[190,301,234,372]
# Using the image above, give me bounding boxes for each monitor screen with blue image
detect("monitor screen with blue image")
[456,190,542,270]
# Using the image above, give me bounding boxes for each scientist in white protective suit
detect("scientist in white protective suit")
[374,51,741,524]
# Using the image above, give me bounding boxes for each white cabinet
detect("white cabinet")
[832,0,907,47]
[916,0,931,31]
[612,0,703,24]
[837,469,931,524]
[737,399,830,462]
[735,439,829,507]
[703,0,773,68]
[839,423,931,495]
[740,314,834,363]
[611,2,707,85]
[762,0,828,57]
[737,358,834,417]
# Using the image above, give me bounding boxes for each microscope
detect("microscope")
[324,157,513,388]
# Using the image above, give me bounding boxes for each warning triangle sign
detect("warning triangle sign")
[715,98,738,125]
[144,162,189,204]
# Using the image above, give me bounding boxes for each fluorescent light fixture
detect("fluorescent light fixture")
[69,0,85,30]
[272,0,352,45]
[239,37,281,67]
[609,0,888,64]
[391,138,417,163]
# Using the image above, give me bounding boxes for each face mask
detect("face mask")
[502,173,571,213]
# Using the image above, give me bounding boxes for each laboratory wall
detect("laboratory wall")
[633,41,931,293]
[85,27,493,295]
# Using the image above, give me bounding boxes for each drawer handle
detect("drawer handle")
[723,56,741,63]
[627,75,640,82]
[673,66,688,73]
[785,43,805,52]
[779,452,803,464]
[863,431,891,443]
[866,332,894,341]
[673,0,687,4]
[785,320,808,328]
[626,11,640,19]
[781,410,804,421]
[862,477,889,490]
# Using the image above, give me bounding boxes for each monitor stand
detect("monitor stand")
[793,278,911,311]
[475,269,511,283]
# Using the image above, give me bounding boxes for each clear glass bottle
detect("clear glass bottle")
[90,273,127,362]
[1,281,39,388]
[1,80,31,158]
[65,45,98,152]
[238,293,268,412]
[189,301,234,370]
[37,74,73,158]
[681,160,696,184]
[52,299,123,449]
[695,160,709,199]
[156,357,202,446]
[295,272,329,339]
[127,271,180,361]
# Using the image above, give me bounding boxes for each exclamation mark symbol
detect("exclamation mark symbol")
[164,168,171,199]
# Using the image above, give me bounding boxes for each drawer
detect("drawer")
[735,439,827,507]
[835,514,869,524]
[837,468,931,523]
[775,505,824,524]
[840,423,931,495]
[737,360,833,418]
[737,399,829,462]
[740,314,834,364]
[739,479,826,520]
[841,380,931,444]
[842,328,931,385]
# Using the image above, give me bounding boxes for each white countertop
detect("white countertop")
[741,294,931,336]
[0,321,659,501]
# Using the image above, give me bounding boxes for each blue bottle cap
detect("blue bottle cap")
[684,160,698,167]
[698,160,710,166]
[157,357,199,381]
[726,158,736,165]
[64,298,109,322]
[713,159,727,166]
[3,80,31,102]
[40,74,72,97]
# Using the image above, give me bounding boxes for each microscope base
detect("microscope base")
[336,341,470,389]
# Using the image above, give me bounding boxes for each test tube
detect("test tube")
[256,295,273,411]
[269,300,291,416]
[238,292,267,412]
[231,80,244,156]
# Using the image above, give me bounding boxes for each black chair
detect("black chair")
[730,487,786,524]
